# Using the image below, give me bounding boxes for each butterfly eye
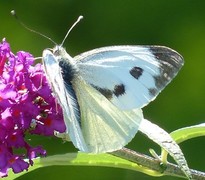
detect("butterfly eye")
[53,48,61,56]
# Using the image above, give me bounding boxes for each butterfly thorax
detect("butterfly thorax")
[53,46,78,83]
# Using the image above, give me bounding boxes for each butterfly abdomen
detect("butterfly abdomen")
[58,57,82,126]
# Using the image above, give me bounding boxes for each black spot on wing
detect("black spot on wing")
[91,85,113,100]
[130,67,143,79]
[113,84,125,97]
[91,84,126,100]
[149,46,184,89]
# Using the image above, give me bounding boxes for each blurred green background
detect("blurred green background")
[0,0,205,179]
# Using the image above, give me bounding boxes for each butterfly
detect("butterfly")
[42,17,184,154]
[42,44,184,153]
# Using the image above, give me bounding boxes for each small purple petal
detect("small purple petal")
[0,145,8,169]
[9,156,29,173]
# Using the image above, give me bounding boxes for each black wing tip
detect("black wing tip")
[147,46,184,91]
[148,45,184,69]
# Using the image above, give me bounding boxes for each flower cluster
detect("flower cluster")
[0,39,66,177]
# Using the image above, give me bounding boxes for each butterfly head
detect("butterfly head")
[53,45,66,57]
[45,45,72,63]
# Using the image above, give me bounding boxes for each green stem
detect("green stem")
[5,148,205,180]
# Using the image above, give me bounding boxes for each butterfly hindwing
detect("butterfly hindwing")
[74,46,184,110]
[72,77,143,153]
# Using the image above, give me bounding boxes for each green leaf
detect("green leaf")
[171,123,205,143]
[139,119,192,179]
[161,123,205,163]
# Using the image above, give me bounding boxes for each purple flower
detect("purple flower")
[0,38,66,177]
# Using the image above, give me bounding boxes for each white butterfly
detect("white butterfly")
[42,17,184,154]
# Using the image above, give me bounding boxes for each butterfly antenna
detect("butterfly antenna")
[11,10,57,45]
[60,15,83,47]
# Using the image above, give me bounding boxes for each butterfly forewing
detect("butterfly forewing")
[74,46,183,110]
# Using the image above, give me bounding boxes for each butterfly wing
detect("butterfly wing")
[42,49,88,152]
[72,77,143,153]
[74,46,184,110]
